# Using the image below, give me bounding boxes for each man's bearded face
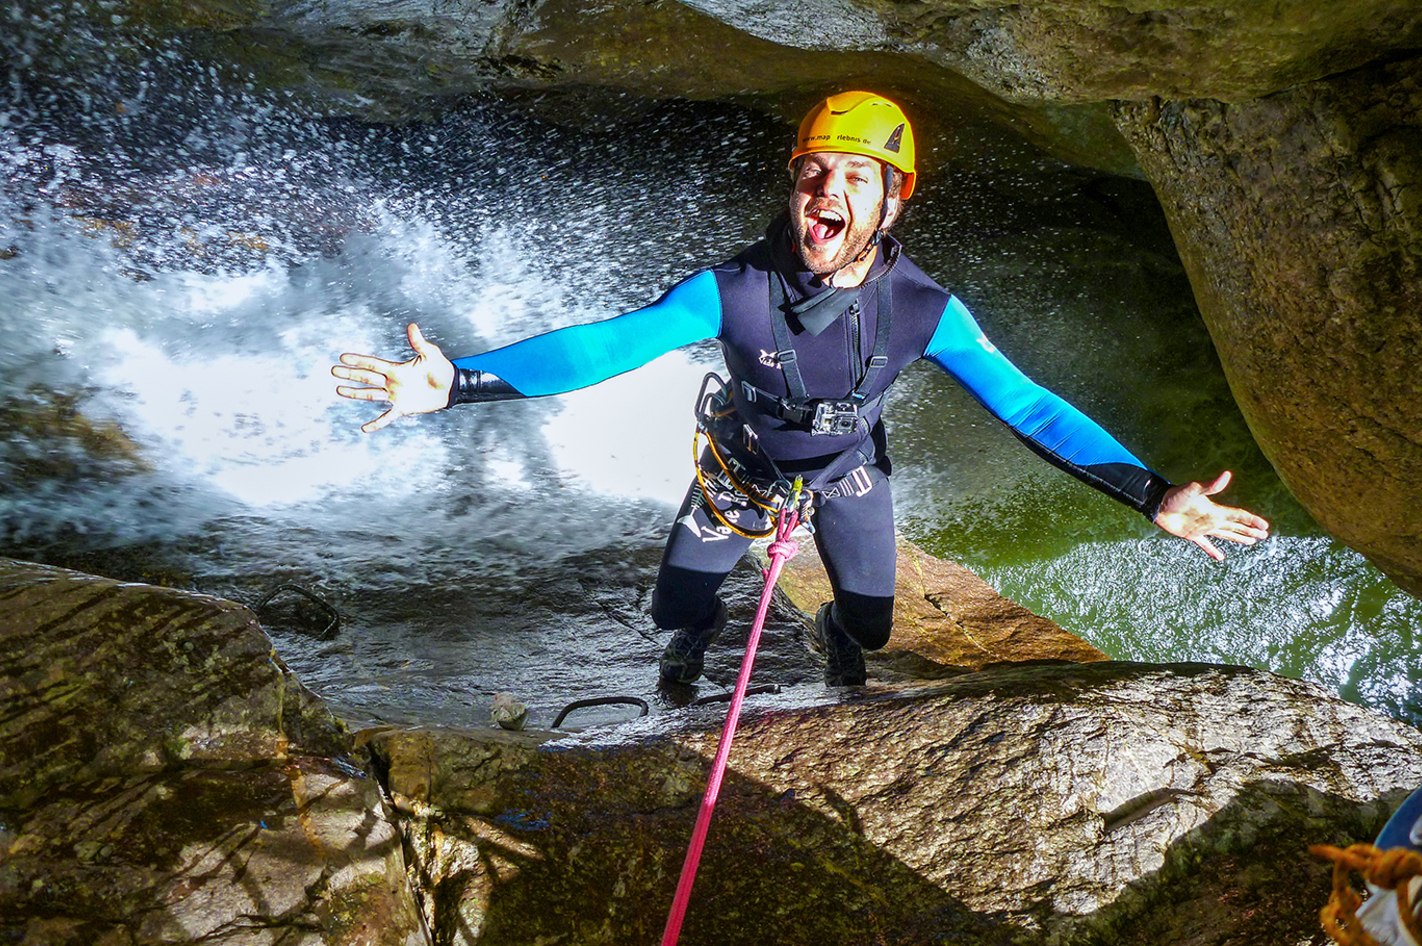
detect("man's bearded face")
[789,152,887,277]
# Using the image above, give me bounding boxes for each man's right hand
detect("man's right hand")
[332,322,455,433]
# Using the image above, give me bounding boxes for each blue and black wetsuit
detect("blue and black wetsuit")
[451,217,1170,648]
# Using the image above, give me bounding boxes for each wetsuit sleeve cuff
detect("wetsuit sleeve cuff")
[1141,474,1173,523]
[447,368,526,407]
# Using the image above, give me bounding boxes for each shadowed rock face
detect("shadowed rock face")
[67,0,1422,109]
[0,561,344,805]
[0,559,427,946]
[1116,55,1422,597]
[742,0,1422,102]
[368,662,1422,945]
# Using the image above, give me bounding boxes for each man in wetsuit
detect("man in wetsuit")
[332,91,1271,687]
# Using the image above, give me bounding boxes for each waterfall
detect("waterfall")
[3,30,1417,728]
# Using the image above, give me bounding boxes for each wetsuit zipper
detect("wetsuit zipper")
[847,300,862,390]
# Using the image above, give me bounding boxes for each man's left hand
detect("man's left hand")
[1154,470,1271,561]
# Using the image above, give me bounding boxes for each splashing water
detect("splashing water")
[2,29,1418,729]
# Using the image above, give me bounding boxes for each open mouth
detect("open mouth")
[808,208,846,245]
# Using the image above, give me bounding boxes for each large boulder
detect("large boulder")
[5,556,1421,944]
[0,559,427,946]
[1115,55,1422,597]
[366,662,1422,945]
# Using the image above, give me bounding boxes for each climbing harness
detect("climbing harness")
[691,364,881,545]
[746,263,894,437]
[692,373,812,539]
[659,482,805,946]
[1311,843,1422,945]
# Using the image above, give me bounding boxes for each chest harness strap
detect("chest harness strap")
[695,266,897,520]
[739,272,893,438]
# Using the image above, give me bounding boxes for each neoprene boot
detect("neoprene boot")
[659,599,728,684]
[815,602,866,686]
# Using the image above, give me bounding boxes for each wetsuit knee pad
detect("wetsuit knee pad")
[832,593,894,650]
[651,565,727,630]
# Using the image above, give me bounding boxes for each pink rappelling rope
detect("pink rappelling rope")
[659,504,802,946]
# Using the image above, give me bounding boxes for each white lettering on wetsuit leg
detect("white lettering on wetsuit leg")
[678,514,731,542]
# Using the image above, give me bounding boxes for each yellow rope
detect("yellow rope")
[689,377,812,540]
[692,430,779,539]
[1311,843,1422,945]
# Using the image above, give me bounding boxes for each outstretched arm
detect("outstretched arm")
[1153,470,1270,561]
[333,322,454,433]
[330,269,723,432]
[925,295,1270,560]
[924,295,1171,517]
[449,269,722,400]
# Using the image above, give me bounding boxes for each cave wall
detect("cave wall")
[1115,56,1422,595]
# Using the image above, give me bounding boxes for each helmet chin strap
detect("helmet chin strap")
[839,163,894,274]
[826,228,885,289]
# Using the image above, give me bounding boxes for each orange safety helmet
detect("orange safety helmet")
[789,91,917,199]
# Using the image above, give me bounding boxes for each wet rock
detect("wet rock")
[681,0,1422,103]
[0,559,428,945]
[774,538,1106,679]
[0,387,150,490]
[1116,54,1422,597]
[366,662,1422,945]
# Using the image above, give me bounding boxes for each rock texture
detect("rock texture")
[166,0,1141,171]
[367,662,1422,945]
[719,0,1422,102]
[1116,55,1422,597]
[0,559,427,946]
[71,0,1422,112]
[5,557,1422,945]
[774,538,1106,678]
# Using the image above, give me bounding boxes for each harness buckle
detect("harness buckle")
[815,463,875,502]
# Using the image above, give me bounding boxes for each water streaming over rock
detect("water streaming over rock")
[3,27,1418,730]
